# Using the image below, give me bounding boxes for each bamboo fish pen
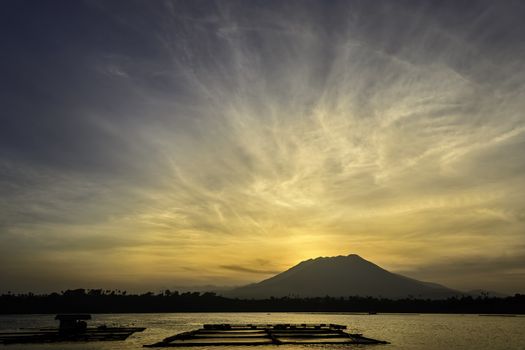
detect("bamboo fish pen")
[144,323,388,347]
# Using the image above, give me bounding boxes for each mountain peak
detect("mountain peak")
[347,253,364,259]
[310,254,371,265]
[310,253,364,261]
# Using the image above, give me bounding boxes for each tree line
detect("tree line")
[1,289,524,314]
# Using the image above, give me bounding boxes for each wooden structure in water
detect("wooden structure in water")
[0,314,145,345]
[144,323,388,347]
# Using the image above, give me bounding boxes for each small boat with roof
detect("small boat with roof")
[0,314,145,345]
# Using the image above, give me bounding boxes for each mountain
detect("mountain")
[225,254,460,299]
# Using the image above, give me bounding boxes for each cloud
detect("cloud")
[1,0,525,293]
[220,265,281,275]
[398,251,525,294]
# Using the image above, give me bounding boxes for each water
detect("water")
[0,313,523,350]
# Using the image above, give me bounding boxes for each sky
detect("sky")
[1,0,525,295]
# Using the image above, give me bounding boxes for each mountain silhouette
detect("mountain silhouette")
[225,254,460,299]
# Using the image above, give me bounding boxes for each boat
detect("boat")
[144,323,388,347]
[0,314,145,345]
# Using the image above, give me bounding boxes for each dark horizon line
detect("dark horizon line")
[1,287,517,298]
[2,288,524,315]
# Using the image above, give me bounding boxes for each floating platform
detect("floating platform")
[144,324,388,347]
[0,314,145,345]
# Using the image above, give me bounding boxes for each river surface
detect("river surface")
[0,313,523,350]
